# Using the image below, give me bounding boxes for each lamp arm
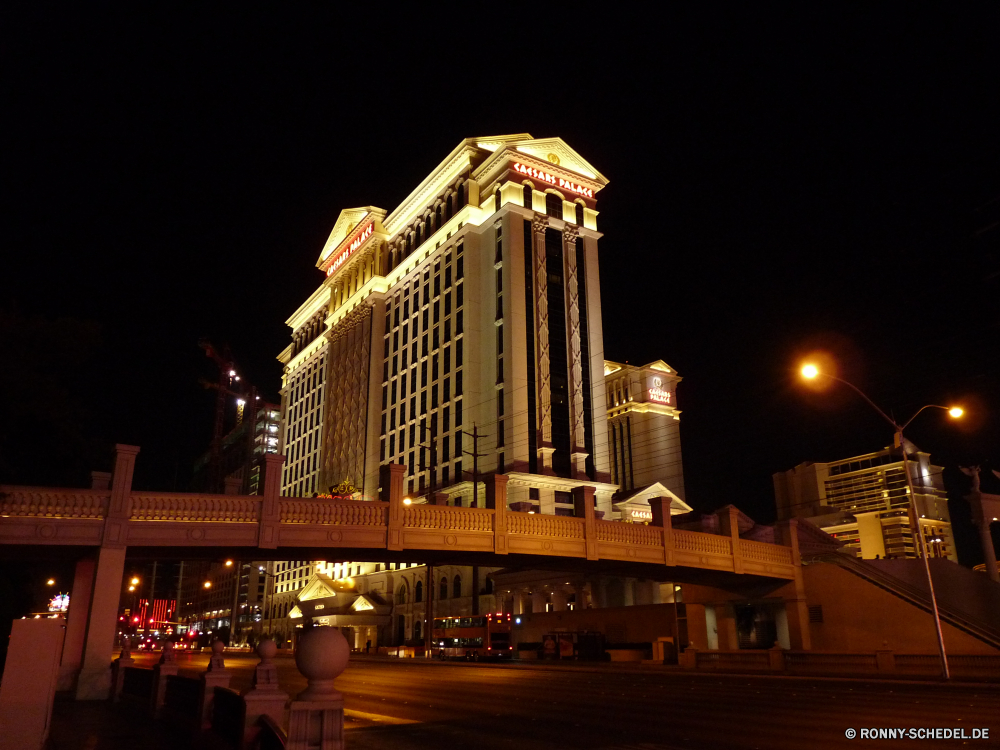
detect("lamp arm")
[821,373,899,430]
[900,404,951,432]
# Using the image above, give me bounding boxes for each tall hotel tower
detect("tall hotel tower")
[279,134,673,517]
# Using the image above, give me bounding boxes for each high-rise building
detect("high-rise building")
[278,134,632,514]
[270,136,694,645]
[773,444,956,561]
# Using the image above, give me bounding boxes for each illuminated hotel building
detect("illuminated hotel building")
[604,359,685,502]
[279,134,637,515]
[773,445,957,562]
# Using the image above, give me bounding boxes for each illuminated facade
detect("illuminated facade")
[278,134,630,514]
[773,446,957,562]
[604,359,685,502]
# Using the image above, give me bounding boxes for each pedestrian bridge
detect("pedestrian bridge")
[0,451,798,583]
[0,445,804,701]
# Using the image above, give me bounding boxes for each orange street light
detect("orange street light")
[402,497,412,506]
[796,360,965,680]
[131,577,140,586]
[203,581,212,589]
[225,560,233,567]
[46,579,56,586]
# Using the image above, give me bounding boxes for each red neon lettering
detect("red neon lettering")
[326,222,373,277]
[512,162,594,198]
[648,387,671,404]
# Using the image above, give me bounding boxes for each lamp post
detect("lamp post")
[801,364,963,680]
[258,565,275,638]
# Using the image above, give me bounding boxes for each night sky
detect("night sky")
[5,7,999,566]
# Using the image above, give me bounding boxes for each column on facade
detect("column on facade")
[562,223,588,479]
[531,215,555,472]
[549,589,568,612]
[530,590,547,614]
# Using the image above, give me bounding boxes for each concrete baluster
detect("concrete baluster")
[768,643,785,672]
[150,642,178,718]
[110,638,134,703]
[242,638,289,746]
[288,627,350,750]
[199,640,231,729]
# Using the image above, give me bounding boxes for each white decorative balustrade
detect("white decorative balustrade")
[280,499,387,526]
[506,511,585,538]
[130,493,260,523]
[673,529,733,557]
[739,538,794,566]
[402,505,492,532]
[0,477,799,581]
[595,519,663,546]
[0,487,109,519]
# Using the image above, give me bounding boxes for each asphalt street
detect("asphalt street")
[112,652,1000,750]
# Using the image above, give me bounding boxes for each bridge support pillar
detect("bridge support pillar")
[777,519,811,650]
[57,556,96,691]
[74,545,127,700]
[715,604,739,650]
[684,602,709,652]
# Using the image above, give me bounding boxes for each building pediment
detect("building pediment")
[613,482,693,519]
[316,207,388,276]
[297,574,341,602]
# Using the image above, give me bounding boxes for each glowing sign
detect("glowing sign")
[48,593,69,612]
[649,387,671,404]
[513,162,594,198]
[631,509,653,521]
[325,222,374,277]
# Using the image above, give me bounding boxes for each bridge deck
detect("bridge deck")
[0,486,797,580]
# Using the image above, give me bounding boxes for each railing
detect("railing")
[280,499,387,526]
[947,654,1000,678]
[739,538,794,566]
[121,666,153,699]
[130,493,260,522]
[894,654,942,675]
[212,686,246,748]
[673,529,732,556]
[403,505,493,532]
[0,487,109,519]
[696,650,770,669]
[784,651,878,673]
[595,519,662,546]
[164,674,202,719]
[506,511,585,538]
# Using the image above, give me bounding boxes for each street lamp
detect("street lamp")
[258,565,275,637]
[800,363,963,680]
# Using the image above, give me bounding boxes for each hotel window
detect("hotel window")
[576,202,584,225]
[494,188,501,213]
[546,193,563,218]
[523,184,533,210]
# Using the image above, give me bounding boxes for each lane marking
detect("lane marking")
[344,709,421,725]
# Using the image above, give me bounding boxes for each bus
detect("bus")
[432,613,512,660]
